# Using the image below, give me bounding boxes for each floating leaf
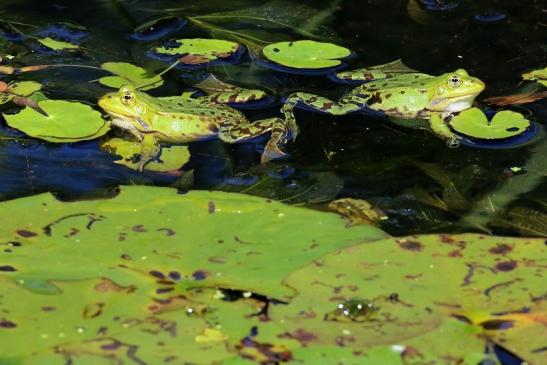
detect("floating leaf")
[448,108,531,139]
[522,66,547,87]
[154,38,240,64]
[101,137,191,172]
[37,37,79,51]
[99,62,163,90]
[262,40,351,69]
[273,234,545,364]
[3,100,109,142]
[0,81,42,105]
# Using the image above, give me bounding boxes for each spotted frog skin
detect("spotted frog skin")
[98,85,296,170]
[283,68,485,146]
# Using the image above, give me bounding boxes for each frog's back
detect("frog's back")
[150,97,246,142]
[353,73,434,118]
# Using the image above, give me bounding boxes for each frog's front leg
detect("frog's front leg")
[218,117,291,163]
[282,92,366,135]
[138,133,161,171]
[429,112,461,148]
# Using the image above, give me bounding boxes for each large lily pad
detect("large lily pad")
[0,186,386,363]
[3,99,110,142]
[262,40,351,69]
[448,108,531,139]
[270,234,546,364]
[99,62,163,90]
[154,38,241,65]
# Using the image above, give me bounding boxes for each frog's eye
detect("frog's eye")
[448,75,462,88]
[122,93,135,104]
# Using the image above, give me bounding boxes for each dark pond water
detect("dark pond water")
[0,0,545,237]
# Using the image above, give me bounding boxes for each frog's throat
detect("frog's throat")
[106,111,151,131]
[429,93,479,113]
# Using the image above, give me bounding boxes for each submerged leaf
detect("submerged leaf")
[449,108,531,139]
[101,137,191,172]
[262,40,351,69]
[37,37,79,50]
[3,100,109,142]
[99,62,163,90]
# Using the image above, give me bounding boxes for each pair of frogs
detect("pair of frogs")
[98,62,485,170]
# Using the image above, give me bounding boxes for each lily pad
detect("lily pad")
[99,62,163,90]
[448,108,531,139]
[154,38,241,65]
[262,40,351,69]
[271,234,546,365]
[0,81,42,104]
[522,66,547,87]
[101,137,191,172]
[0,186,388,364]
[37,37,79,51]
[3,99,110,142]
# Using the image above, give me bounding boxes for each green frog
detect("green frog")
[282,67,486,146]
[98,85,296,171]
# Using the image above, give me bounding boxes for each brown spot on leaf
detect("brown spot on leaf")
[157,228,176,236]
[0,265,16,272]
[495,260,518,272]
[480,319,514,330]
[132,225,147,232]
[95,278,135,293]
[208,201,216,214]
[237,337,293,363]
[179,54,210,64]
[448,250,462,257]
[366,92,382,106]
[83,302,105,318]
[0,319,16,328]
[192,270,209,280]
[490,243,512,255]
[320,102,334,111]
[41,306,56,312]
[278,329,317,346]
[16,230,37,238]
[397,239,423,251]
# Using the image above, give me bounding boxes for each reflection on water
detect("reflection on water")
[0,0,545,236]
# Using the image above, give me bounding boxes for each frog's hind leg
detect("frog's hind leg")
[282,92,366,134]
[218,117,289,163]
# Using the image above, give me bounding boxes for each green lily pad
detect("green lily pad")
[522,66,547,87]
[0,186,386,363]
[262,40,351,69]
[0,81,42,104]
[448,108,531,139]
[99,62,163,90]
[3,99,110,142]
[37,37,79,51]
[154,38,240,64]
[270,234,546,365]
[101,137,191,172]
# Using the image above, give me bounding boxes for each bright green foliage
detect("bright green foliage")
[99,62,163,90]
[522,66,547,86]
[155,38,240,64]
[0,186,386,364]
[0,81,42,104]
[37,37,79,51]
[101,137,191,172]
[448,108,531,139]
[0,187,544,363]
[262,40,351,69]
[3,99,110,142]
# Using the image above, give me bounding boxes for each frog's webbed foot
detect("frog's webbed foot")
[218,117,291,163]
[138,134,161,172]
[428,112,461,147]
